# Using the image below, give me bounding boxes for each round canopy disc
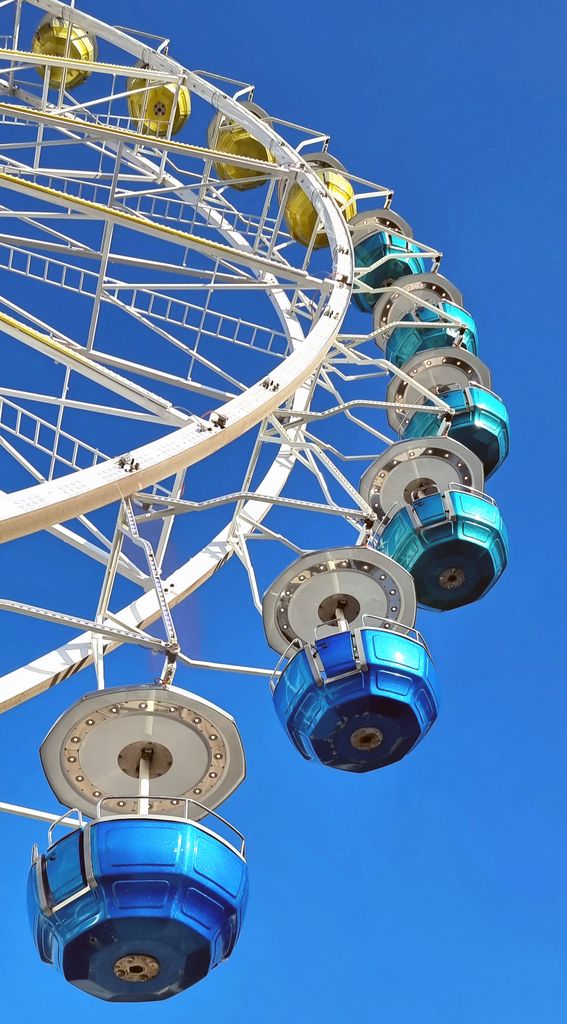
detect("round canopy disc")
[262,547,416,654]
[386,347,492,430]
[40,685,245,820]
[207,99,271,144]
[350,207,414,250]
[372,273,464,350]
[359,437,484,518]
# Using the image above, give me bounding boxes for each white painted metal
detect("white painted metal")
[40,684,246,820]
[0,0,349,707]
[0,0,353,545]
[0,0,449,720]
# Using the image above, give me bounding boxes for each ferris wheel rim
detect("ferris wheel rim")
[0,0,356,706]
[0,0,354,544]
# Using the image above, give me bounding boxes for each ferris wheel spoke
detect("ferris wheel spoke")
[0,299,194,418]
[0,48,183,83]
[0,98,288,179]
[0,1,359,719]
[102,274,325,294]
[0,377,315,706]
[301,430,385,465]
[0,396,106,475]
[0,198,99,250]
[102,303,248,395]
[0,3,512,1003]
[0,388,171,423]
[176,650,275,679]
[103,283,289,358]
[0,431,150,585]
[121,498,178,649]
[226,422,372,531]
[0,108,307,278]
[0,231,95,256]
[134,488,369,525]
[0,523,263,712]
[98,297,249,393]
[228,527,264,613]
[308,367,398,444]
[285,441,372,526]
[54,525,147,583]
[0,170,331,289]
[0,479,146,583]
[0,597,172,653]
[87,348,240,403]
[0,236,290,376]
[324,344,454,412]
[100,260,289,289]
[153,467,186,571]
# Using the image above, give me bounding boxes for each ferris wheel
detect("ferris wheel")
[0,0,510,1003]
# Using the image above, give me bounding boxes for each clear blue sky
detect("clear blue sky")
[1,0,566,1020]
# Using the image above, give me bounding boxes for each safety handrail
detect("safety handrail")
[376,482,495,532]
[395,401,449,434]
[269,638,302,693]
[313,618,353,641]
[95,796,246,857]
[359,614,427,645]
[396,381,504,432]
[269,616,431,688]
[313,614,430,651]
[359,615,431,655]
[447,481,496,504]
[47,807,84,847]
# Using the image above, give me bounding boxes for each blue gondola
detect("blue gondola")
[400,385,510,478]
[376,486,508,610]
[351,209,426,312]
[372,272,478,367]
[273,625,438,771]
[28,815,248,1002]
[385,301,478,367]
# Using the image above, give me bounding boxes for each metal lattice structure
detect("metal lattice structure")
[0,0,509,1003]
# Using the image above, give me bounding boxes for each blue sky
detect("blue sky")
[0,0,566,1020]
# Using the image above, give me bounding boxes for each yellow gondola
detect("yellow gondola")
[127,69,191,138]
[208,101,275,190]
[32,16,96,91]
[281,152,356,249]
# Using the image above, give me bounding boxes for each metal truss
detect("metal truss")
[0,0,452,733]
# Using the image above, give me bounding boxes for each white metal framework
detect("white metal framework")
[0,0,455,793]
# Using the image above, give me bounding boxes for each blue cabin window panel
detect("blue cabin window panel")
[315,632,356,678]
[44,830,85,905]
